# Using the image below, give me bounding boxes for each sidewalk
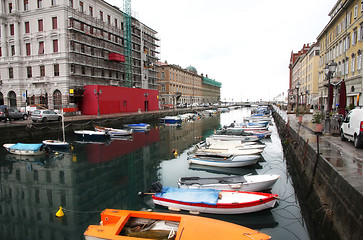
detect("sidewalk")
[274,107,363,193]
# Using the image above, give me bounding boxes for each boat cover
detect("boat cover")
[154,187,221,205]
[9,143,43,151]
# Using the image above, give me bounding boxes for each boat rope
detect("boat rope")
[61,207,103,214]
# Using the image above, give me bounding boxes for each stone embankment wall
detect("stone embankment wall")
[273,110,363,240]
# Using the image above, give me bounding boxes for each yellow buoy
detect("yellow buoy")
[173,149,178,157]
[55,206,64,217]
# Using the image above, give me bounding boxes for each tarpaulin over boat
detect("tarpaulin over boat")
[9,143,43,151]
[155,187,220,205]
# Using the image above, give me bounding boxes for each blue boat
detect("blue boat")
[159,116,182,124]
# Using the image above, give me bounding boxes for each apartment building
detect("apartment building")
[288,44,311,106]
[156,62,221,107]
[156,62,203,107]
[317,0,363,108]
[0,0,159,110]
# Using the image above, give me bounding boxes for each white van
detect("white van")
[340,108,363,148]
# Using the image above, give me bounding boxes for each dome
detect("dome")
[186,65,197,73]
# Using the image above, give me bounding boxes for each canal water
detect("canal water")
[0,108,310,240]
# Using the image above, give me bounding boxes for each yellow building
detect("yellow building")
[156,62,203,107]
[299,44,321,106]
[317,0,363,108]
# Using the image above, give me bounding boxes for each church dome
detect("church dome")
[186,65,197,73]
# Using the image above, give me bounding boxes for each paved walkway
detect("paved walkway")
[274,107,363,194]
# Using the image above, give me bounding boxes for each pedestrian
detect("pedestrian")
[4,107,11,123]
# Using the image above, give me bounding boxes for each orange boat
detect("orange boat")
[84,209,271,240]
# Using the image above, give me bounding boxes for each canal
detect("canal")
[0,107,310,240]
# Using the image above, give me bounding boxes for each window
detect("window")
[26,43,31,55]
[107,15,111,24]
[359,23,363,41]
[358,54,362,70]
[52,17,57,29]
[11,45,15,56]
[70,64,75,73]
[352,57,356,72]
[54,64,59,76]
[99,11,103,21]
[38,41,44,54]
[353,29,358,46]
[345,59,349,75]
[69,0,73,7]
[38,19,43,32]
[27,66,32,78]
[89,6,93,16]
[51,0,57,6]
[354,5,358,18]
[24,0,29,11]
[90,26,93,34]
[347,12,352,26]
[81,66,85,75]
[80,44,85,53]
[37,0,42,8]
[80,23,84,31]
[115,19,118,28]
[9,3,12,13]
[9,67,13,79]
[90,47,94,55]
[79,1,83,12]
[10,24,14,36]
[40,65,45,76]
[53,39,58,53]
[25,22,30,33]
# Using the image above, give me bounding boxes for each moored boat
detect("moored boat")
[74,130,110,141]
[152,187,278,214]
[159,116,182,124]
[84,209,271,240]
[42,140,70,150]
[124,123,150,131]
[94,125,133,137]
[188,154,260,167]
[3,143,49,156]
[178,174,280,191]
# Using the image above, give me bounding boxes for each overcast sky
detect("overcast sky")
[106,0,335,102]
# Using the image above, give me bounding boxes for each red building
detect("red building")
[80,85,159,115]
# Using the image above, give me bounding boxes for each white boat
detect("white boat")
[152,187,278,214]
[205,138,266,150]
[195,148,263,156]
[74,130,110,141]
[42,109,70,149]
[3,143,47,156]
[188,154,260,167]
[210,134,260,142]
[124,123,150,131]
[94,125,133,137]
[159,116,182,124]
[178,174,280,191]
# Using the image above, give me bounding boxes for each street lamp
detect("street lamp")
[94,89,102,116]
[295,82,301,108]
[324,61,338,133]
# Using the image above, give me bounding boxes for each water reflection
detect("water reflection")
[0,109,310,240]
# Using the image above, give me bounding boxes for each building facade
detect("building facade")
[317,0,363,109]
[156,62,221,107]
[0,0,159,110]
[288,44,311,107]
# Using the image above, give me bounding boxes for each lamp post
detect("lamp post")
[295,82,301,108]
[94,89,102,116]
[323,61,338,133]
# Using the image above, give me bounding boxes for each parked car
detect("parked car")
[31,109,62,122]
[340,108,363,148]
[0,105,28,121]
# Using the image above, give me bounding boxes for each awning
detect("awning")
[347,93,359,97]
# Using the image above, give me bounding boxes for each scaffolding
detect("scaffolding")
[123,0,133,87]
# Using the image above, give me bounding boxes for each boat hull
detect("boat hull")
[178,174,280,191]
[74,130,110,141]
[152,189,278,214]
[3,143,45,156]
[84,209,271,240]
[188,155,260,167]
